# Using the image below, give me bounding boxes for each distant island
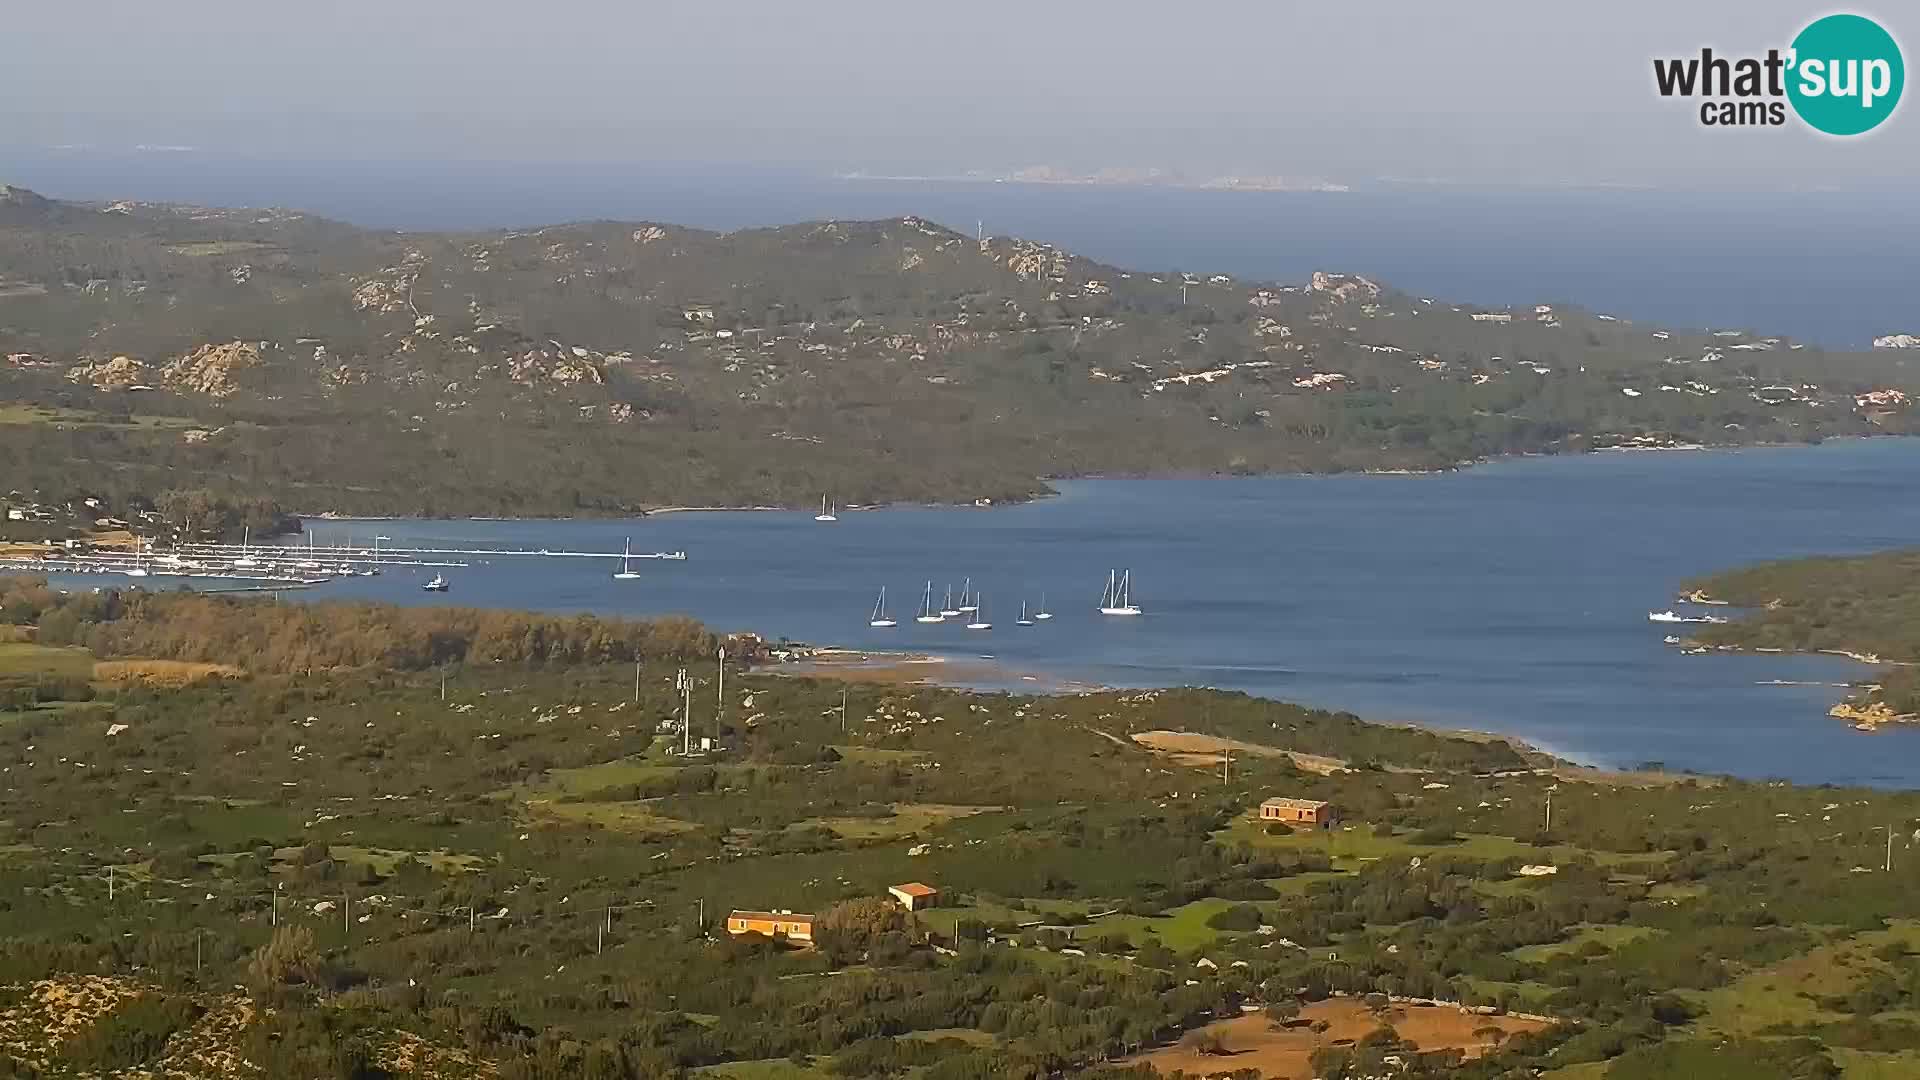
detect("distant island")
[837,165,1352,192]
[1685,549,1920,728]
[1,183,1916,527]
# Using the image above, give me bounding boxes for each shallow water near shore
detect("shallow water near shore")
[80,438,1920,786]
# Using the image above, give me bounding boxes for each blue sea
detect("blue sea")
[212,438,1920,788]
[6,150,1919,347]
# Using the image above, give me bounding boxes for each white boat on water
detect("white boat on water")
[1099,569,1142,616]
[422,574,449,592]
[939,584,961,618]
[1651,610,1727,625]
[233,526,258,568]
[1016,600,1035,627]
[612,537,642,580]
[814,496,838,523]
[869,587,897,628]
[915,581,944,623]
[1034,593,1052,621]
[957,577,978,614]
[966,597,992,631]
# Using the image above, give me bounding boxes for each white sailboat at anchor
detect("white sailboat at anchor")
[612,537,641,580]
[915,581,944,623]
[1099,569,1141,616]
[869,587,897,628]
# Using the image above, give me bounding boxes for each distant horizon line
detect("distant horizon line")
[0,145,1889,197]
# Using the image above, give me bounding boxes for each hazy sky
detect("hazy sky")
[2,0,1912,188]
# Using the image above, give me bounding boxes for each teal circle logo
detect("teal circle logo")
[1788,14,1904,135]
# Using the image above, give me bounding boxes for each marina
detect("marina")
[0,535,689,589]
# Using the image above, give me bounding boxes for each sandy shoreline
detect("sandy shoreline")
[761,649,1701,786]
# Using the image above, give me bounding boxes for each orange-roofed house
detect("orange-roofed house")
[726,910,816,944]
[887,882,941,911]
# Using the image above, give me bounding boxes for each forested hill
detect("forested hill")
[2,184,1916,517]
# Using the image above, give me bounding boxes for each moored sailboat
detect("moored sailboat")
[869,586,897,628]
[1099,569,1142,616]
[613,537,642,580]
[915,581,944,623]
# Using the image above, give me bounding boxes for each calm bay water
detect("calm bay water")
[262,439,1920,787]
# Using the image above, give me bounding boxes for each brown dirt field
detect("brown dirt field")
[1131,730,1348,776]
[1127,999,1548,1079]
[93,659,244,687]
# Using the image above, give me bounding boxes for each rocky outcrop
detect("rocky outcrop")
[1832,699,1917,729]
[1310,271,1381,302]
[505,346,604,386]
[67,355,151,388]
[1872,334,1920,349]
[159,341,265,397]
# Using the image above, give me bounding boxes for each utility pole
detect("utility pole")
[469,906,476,933]
[440,669,446,703]
[195,929,202,974]
[633,655,641,705]
[344,891,351,936]
[1545,786,1556,835]
[273,883,282,927]
[107,865,114,902]
[683,664,698,749]
[1221,751,1231,787]
[841,686,849,735]
[698,897,706,933]
[715,645,726,748]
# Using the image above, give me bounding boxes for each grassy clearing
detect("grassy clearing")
[0,642,95,680]
[0,404,200,429]
[1511,923,1660,962]
[898,1028,996,1046]
[1539,1063,1610,1080]
[326,846,486,875]
[914,898,1046,936]
[533,757,679,796]
[1689,928,1900,1036]
[829,745,933,764]
[1833,1049,1920,1078]
[1090,899,1240,952]
[799,803,1001,841]
[1219,817,1658,870]
[93,659,243,687]
[692,1060,830,1079]
[528,800,701,835]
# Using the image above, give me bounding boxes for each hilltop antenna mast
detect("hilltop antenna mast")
[976,219,983,242]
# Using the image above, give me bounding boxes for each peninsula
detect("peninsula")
[2,184,1915,523]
